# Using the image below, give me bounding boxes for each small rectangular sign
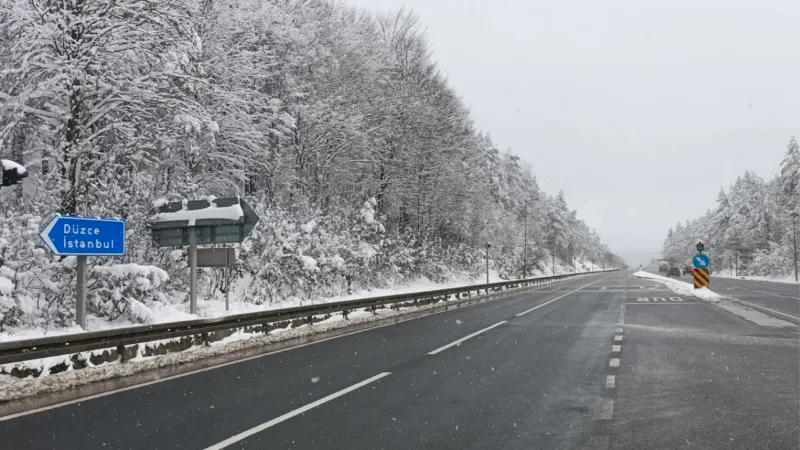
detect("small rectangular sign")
[39,215,126,256]
[196,247,236,267]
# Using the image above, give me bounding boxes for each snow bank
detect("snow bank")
[632,271,722,301]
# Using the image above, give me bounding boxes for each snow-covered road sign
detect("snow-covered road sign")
[39,215,126,256]
[148,196,259,247]
[1,159,28,187]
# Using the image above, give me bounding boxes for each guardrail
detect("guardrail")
[0,270,617,367]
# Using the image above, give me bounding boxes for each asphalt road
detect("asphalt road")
[704,276,800,319]
[1,271,797,449]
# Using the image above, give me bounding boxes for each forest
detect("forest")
[0,0,622,331]
[662,138,800,278]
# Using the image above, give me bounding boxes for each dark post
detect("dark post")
[734,230,739,277]
[486,243,491,284]
[189,228,197,314]
[552,253,555,275]
[523,206,528,279]
[76,256,87,329]
[792,212,798,282]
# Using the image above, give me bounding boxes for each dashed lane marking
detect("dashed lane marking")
[597,398,614,420]
[609,358,620,368]
[427,321,506,355]
[204,372,392,450]
[611,345,621,353]
[613,335,623,342]
[605,375,616,388]
[614,327,623,333]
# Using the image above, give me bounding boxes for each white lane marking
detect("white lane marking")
[601,286,607,290]
[427,321,507,355]
[605,375,616,388]
[611,345,621,353]
[609,358,620,368]
[732,298,800,321]
[597,398,614,419]
[204,372,391,450]
[749,288,800,300]
[614,327,623,334]
[515,275,615,317]
[626,302,699,305]
[613,335,623,342]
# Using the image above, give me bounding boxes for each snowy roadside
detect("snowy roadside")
[713,271,800,285]
[631,271,797,328]
[0,271,526,344]
[0,278,558,403]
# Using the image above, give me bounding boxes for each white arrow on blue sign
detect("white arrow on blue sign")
[693,253,710,269]
[39,215,126,256]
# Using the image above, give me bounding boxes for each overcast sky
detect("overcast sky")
[345,0,800,266]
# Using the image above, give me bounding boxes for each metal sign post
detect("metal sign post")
[148,197,256,315]
[39,215,126,330]
[189,228,198,314]
[76,256,87,327]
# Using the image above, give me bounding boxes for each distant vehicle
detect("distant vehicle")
[667,267,681,278]
[682,266,692,275]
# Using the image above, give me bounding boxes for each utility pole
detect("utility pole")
[552,253,555,275]
[734,229,739,277]
[523,206,528,279]
[486,242,491,284]
[792,212,798,282]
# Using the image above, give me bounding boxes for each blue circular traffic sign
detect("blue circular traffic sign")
[693,254,710,269]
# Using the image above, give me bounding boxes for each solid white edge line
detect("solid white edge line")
[515,275,615,317]
[427,321,507,355]
[203,372,391,450]
[748,288,800,300]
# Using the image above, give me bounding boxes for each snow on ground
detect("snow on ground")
[632,271,796,328]
[632,271,722,301]
[713,269,799,285]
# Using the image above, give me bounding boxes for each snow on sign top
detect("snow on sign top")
[148,196,259,247]
[149,202,244,226]
[0,159,26,174]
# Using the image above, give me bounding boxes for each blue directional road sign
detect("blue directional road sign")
[39,215,126,256]
[693,253,710,269]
